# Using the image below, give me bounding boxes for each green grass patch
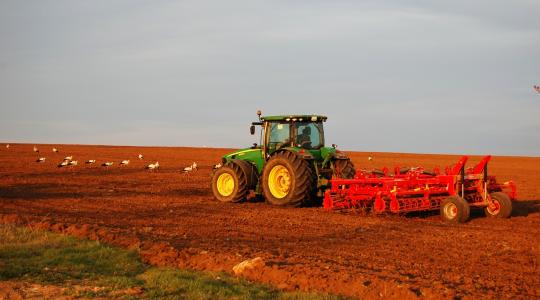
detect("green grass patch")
[138,267,333,300]
[0,224,342,299]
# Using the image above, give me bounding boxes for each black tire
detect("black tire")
[399,167,411,174]
[211,162,249,203]
[262,151,315,207]
[333,159,356,179]
[231,159,258,190]
[440,196,470,223]
[371,169,385,177]
[485,192,512,218]
[422,170,437,176]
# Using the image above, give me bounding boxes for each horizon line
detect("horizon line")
[2,141,539,158]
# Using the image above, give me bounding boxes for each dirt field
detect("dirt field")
[1,144,539,299]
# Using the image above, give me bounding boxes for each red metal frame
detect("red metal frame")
[324,156,517,213]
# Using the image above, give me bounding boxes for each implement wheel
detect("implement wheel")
[440,196,470,223]
[211,162,249,203]
[333,159,356,179]
[485,192,512,218]
[262,151,315,207]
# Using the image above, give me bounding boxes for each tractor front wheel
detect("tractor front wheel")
[211,163,249,203]
[440,196,470,223]
[262,151,315,207]
[485,192,512,218]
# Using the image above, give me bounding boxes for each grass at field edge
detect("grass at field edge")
[0,224,343,299]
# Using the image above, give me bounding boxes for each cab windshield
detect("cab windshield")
[268,122,291,149]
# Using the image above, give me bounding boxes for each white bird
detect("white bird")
[36,157,46,163]
[33,146,39,153]
[86,160,96,164]
[138,154,144,160]
[68,160,78,166]
[58,160,69,168]
[120,160,130,166]
[5,144,9,149]
[368,156,373,161]
[534,85,540,94]
[52,147,59,153]
[146,161,159,170]
[183,162,198,173]
[64,156,73,161]
[102,162,114,167]
[213,162,222,170]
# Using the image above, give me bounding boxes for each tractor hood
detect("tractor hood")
[223,147,261,160]
[222,147,264,172]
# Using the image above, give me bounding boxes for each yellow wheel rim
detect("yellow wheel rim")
[268,165,291,199]
[216,173,234,197]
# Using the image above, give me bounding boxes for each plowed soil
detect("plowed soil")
[1,144,539,299]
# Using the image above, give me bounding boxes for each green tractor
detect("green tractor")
[211,111,356,207]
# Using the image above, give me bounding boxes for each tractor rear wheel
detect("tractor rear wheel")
[262,151,315,207]
[211,162,249,203]
[485,192,512,218]
[333,159,356,179]
[440,196,470,223]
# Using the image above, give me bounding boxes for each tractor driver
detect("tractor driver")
[297,126,312,148]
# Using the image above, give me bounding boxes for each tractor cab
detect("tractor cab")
[252,114,327,155]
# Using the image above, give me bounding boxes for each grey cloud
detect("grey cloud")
[0,0,539,155]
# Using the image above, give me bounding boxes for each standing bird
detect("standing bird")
[183,162,198,173]
[86,159,96,164]
[146,162,159,170]
[138,154,144,160]
[33,146,39,153]
[36,157,46,163]
[102,162,114,167]
[5,144,9,149]
[534,85,540,93]
[213,162,222,170]
[368,156,373,162]
[120,160,130,166]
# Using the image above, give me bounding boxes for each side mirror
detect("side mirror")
[250,125,255,135]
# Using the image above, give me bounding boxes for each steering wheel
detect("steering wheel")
[300,141,312,149]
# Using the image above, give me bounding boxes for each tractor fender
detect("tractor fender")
[230,159,258,189]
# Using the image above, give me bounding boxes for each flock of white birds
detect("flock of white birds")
[4,144,223,174]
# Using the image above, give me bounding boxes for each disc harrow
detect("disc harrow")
[324,155,516,222]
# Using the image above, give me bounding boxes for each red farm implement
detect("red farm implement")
[324,155,517,223]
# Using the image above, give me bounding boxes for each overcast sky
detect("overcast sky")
[1,1,539,155]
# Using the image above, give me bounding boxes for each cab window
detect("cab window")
[295,122,323,149]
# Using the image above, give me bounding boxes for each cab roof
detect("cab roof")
[260,115,327,122]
